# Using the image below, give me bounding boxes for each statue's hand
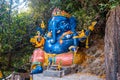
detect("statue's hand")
[59,39,63,44]
[47,32,52,37]
[88,21,97,31]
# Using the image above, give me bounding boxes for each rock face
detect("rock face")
[78,39,105,78]
[104,6,120,80]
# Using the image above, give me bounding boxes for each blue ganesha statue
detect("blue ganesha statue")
[30,8,97,74]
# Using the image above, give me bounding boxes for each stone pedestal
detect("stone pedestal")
[43,67,71,77]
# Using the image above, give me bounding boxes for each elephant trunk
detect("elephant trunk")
[50,22,56,44]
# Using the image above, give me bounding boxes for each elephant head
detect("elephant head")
[44,8,78,54]
[47,16,76,44]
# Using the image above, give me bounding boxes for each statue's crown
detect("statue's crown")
[52,8,71,18]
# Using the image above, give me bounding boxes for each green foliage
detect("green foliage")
[99,0,120,10]
[28,0,50,20]
[0,12,33,53]
[0,1,35,74]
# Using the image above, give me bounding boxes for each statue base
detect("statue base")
[43,65,78,77]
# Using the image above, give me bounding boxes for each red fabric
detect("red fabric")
[55,52,73,66]
[31,48,45,63]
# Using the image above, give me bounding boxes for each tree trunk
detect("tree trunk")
[104,6,120,80]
